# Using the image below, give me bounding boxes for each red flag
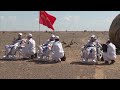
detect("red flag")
[39,11,56,30]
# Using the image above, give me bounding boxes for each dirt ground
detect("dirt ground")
[0,31,119,79]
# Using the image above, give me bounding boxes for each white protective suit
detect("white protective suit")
[82,39,102,63]
[37,34,55,60]
[42,39,55,52]
[103,43,116,61]
[51,41,64,62]
[22,38,36,58]
[38,39,55,60]
[4,38,24,58]
[38,41,54,60]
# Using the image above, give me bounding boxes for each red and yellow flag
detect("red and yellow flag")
[39,11,56,30]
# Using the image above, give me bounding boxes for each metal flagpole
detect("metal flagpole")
[52,29,55,36]
[38,11,41,46]
[39,24,40,45]
[0,19,1,53]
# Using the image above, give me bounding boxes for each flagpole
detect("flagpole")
[40,11,56,38]
[38,11,40,45]
[0,18,2,51]
[52,29,55,36]
[39,24,40,45]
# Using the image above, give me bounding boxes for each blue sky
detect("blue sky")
[0,11,120,31]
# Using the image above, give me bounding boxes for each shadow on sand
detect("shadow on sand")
[27,59,62,64]
[70,61,111,66]
[0,57,111,66]
[0,57,63,64]
[0,58,31,61]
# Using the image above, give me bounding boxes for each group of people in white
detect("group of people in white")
[4,33,36,59]
[81,35,116,65]
[3,33,117,65]
[3,33,65,63]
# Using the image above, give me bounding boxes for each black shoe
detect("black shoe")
[34,53,37,58]
[31,53,37,59]
[22,58,29,60]
[31,55,35,59]
[61,54,66,61]
[104,61,109,65]
[101,56,104,61]
[110,60,115,64]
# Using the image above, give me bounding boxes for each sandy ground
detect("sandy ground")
[0,31,119,79]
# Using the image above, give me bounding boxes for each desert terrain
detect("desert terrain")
[0,31,120,79]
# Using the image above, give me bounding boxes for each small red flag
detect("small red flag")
[39,11,56,30]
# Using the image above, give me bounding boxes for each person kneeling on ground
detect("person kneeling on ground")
[51,36,66,63]
[102,39,116,65]
[21,33,36,60]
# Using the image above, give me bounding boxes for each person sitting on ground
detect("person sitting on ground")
[37,34,56,60]
[102,39,116,65]
[3,33,24,59]
[42,34,55,52]
[81,35,102,64]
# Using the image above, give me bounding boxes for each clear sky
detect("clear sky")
[0,11,120,31]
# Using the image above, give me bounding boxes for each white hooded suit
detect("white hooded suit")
[22,38,36,58]
[51,40,64,61]
[103,43,116,61]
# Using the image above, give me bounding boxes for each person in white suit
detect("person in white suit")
[37,34,55,60]
[41,34,55,53]
[3,33,24,59]
[103,39,116,64]
[51,36,64,62]
[81,35,102,64]
[21,33,36,59]
[42,34,55,46]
